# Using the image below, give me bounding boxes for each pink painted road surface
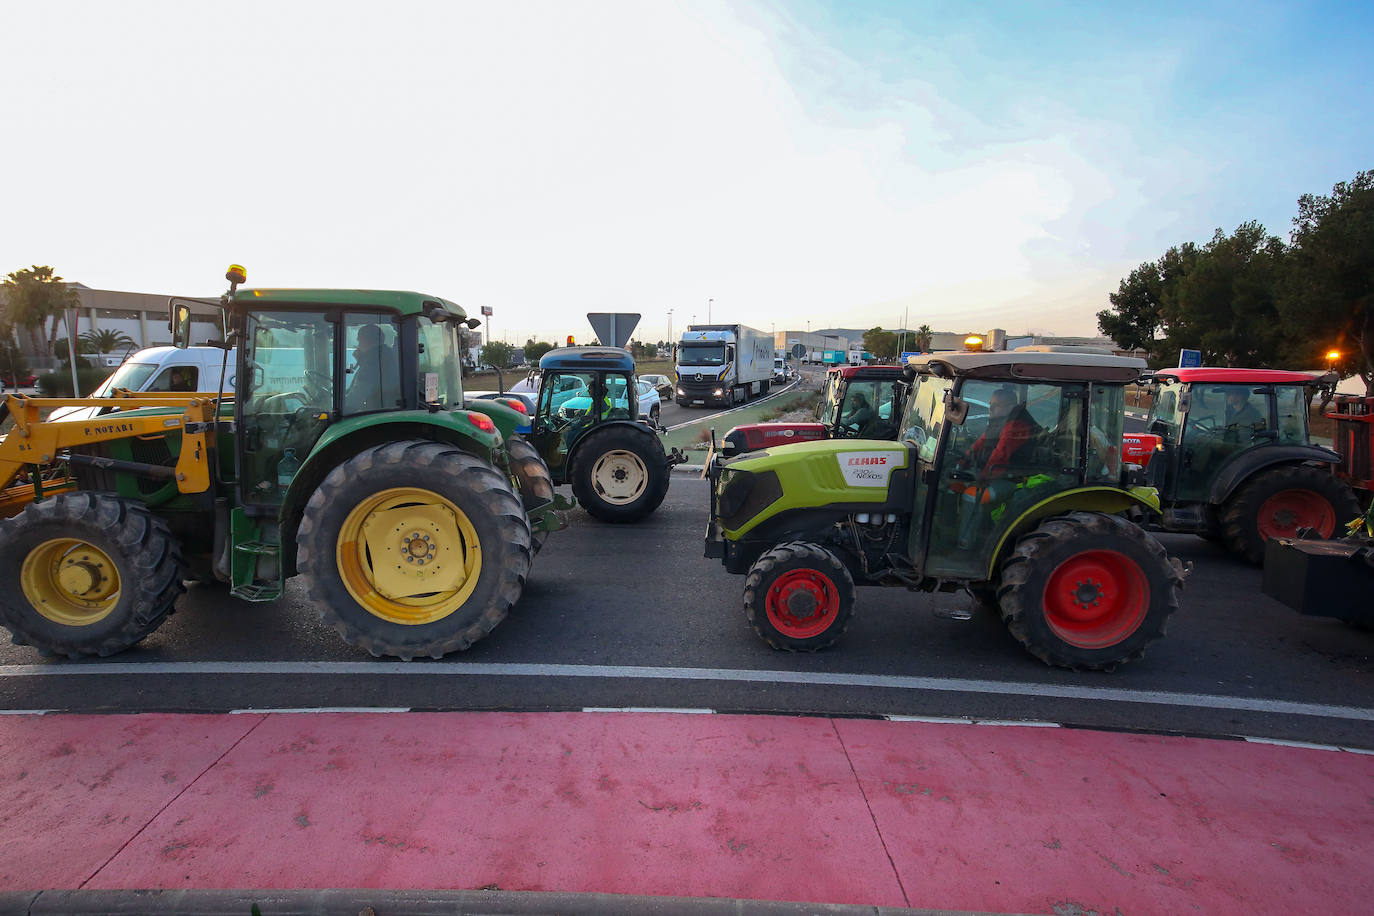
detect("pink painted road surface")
[0,711,1371,914]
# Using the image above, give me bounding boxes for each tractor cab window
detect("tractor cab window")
[1276,385,1308,445]
[1086,384,1126,485]
[833,379,903,438]
[416,316,464,408]
[532,370,598,477]
[923,380,1087,579]
[1178,384,1272,499]
[899,375,947,464]
[343,315,402,415]
[1148,383,1182,442]
[239,310,337,505]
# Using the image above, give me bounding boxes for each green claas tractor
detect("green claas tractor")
[704,351,1188,670]
[523,346,686,522]
[0,266,565,660]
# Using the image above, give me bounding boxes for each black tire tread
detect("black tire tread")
[1219,464,1362,564]
[297,440,531,660]
[0,493,185,658]
[505,435,555,557]
[743,541,856,652]
[997,511,1182,671]
[570,424,671,523]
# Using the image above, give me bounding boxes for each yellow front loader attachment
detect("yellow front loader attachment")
[0,391,228,517]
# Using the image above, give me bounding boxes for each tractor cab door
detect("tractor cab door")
[832,378,905,439]
[921,379,1089,579]
[1175,383,1274,501]
[530,370,598,478]
[236,310,338,507]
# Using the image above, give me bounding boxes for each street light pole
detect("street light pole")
[708,298,712,324]
[667,309,673,347]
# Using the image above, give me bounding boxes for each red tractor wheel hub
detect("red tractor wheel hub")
[1257,489,1335,540]
[766,569,840,639]
[1042,550,1149,649]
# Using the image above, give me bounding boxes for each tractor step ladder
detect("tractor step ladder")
[229,537,284,602]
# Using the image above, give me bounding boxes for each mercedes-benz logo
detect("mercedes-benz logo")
[694,373,703,382]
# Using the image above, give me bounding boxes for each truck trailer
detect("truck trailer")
[676,324,774,407]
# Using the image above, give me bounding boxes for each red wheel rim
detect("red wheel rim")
[766,569,840,639]
[1257,489,1335,540]
[1042,550,1149,649]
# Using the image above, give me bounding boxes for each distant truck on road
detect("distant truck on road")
[676,323,774,407]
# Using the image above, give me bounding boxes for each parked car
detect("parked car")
[0,371,38,388]
[639,373,675,402]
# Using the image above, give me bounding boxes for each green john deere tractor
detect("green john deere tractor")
[0,266,565,660]
[705,350,1188,670]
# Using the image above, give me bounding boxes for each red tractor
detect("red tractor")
[719,365,906,457]
[1134,368,1360,563]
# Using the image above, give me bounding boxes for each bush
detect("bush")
[36,368,110,397]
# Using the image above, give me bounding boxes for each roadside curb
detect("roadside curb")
[0,888,1003,915]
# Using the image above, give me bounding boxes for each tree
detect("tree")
[480,341,516,369]
[80,328,136,354]
[628,339,658,360]
[523,338,555,363]
[0,266,82,360]
[1097,243,1200,362]
[862,326,898,360]
[1161,224,1285,368]
[1280,169,1374,393]
[914,324,933,352]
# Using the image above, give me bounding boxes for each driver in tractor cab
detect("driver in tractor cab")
[1223,389,1265,439]
[345,324,399,413]
[951,386,1041,549]
[840,391,876,434]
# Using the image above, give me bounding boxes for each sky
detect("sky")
[3,0,1370,346]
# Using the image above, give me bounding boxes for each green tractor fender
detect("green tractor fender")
[278,410,505,576]
[984,485,1161,579]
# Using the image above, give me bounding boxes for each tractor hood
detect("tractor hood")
[713,439,910,537]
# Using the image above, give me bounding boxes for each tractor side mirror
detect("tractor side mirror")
[466,318,482,330]
[169,302,193,349]
[945,398,969,426]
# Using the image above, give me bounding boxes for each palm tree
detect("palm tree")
[80,328,136,354]
[915,324,933,352]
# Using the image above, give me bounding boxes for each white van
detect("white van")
[49,346,236,422]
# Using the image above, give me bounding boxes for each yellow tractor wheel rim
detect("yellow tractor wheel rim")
[336,486,483,626]
[20,538,121,626]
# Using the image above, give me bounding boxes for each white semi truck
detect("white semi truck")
[675,323,774,407]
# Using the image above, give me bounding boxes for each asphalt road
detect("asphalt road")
[2,472,1371,749]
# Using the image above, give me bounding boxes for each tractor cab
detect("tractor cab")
[529,347,640,478]
[721,365,906,456]
[1145,369,1319,503]
[898,352,1140,580]
[1138,367,1356,560]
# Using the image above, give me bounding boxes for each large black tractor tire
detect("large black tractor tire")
[505,435,556,557]
[743,542,856,651]
[570,424,671,523]
[297,440,532,660]
[997,511,1182,671]
[1219,465,1362,565]
[0,493,185,658]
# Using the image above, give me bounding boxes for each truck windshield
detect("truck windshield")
[680,344,725,367]
[94,361,157,396]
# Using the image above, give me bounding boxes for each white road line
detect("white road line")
[3,661,1372,724]
[664,379,801,432]
[582,707,715,714]
[885,715,1060,727]
[229,707,411,714]
[1241,736,1346,752]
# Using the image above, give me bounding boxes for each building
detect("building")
[13,284,225,369]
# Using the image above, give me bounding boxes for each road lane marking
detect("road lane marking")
[3,661,1372,724]
[886,715,1061,727]
[229,707,411,714]
[583,707,715,714]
